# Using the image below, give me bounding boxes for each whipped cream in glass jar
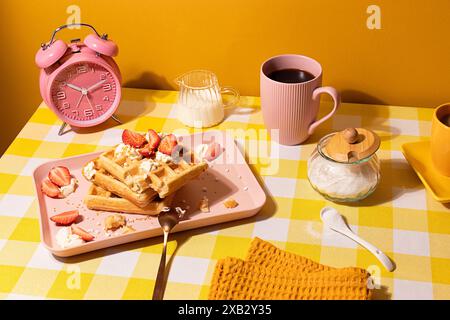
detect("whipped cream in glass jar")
[307,128,381,202]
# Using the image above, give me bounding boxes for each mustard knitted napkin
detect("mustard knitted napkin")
[209,238,372,300]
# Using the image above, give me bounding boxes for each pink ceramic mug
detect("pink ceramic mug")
[260,54,340,145]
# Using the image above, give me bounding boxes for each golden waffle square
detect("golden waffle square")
[83,160,157,208]
[146,154,208,198]
[84,184,174,215]
[96,147,152,194]
[208,257,372,300]
[97,147,208,198]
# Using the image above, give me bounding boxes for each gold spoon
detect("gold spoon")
[152,207,183,300]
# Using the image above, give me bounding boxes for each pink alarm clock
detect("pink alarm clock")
[35,23,122,135]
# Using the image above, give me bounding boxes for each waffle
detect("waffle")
[146,153,208,198]
[83,161,157,208]
[208,257,372,300]
[97,148,208,198]
[84,184,173,215]
[96,148,152,194]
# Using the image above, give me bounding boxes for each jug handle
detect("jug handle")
[174,74,184,86]
[220,86,240,109]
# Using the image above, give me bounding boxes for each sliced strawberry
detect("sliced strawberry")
[122,129,146,148]
[71,226,94,241]
[48,166,71,187]
[41,178,62,198]
[138,144,155,158]
[50,210,79,226]
[158,134,178,155]
[204,142,222,161]
[146,129,161,150]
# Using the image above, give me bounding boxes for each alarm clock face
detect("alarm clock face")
[49,61,120,126]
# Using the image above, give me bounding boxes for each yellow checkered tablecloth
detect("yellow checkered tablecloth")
[0,88,449,300]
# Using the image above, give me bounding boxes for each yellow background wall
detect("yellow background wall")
[1,0,450,154]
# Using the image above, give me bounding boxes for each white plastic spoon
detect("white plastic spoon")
[320,207,396,272]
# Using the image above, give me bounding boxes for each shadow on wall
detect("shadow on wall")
[123,75,391,107]
[341,90,387,106]
[123,71,175,91]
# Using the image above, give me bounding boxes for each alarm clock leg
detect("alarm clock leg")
[58,122,71,136]
[111,114,122,124]
[56,116,120,136]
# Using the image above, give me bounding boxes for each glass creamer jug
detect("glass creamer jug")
[175,70,240,128]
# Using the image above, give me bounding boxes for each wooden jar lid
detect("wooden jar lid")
[324,128,380,163]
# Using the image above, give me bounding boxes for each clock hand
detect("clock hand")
[85,93,95,110]
[87,79,106,92]
[74,93,84,109]
[66,83,83,92]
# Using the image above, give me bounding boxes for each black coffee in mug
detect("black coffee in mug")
[440,114,450,127]
[267,68,315,84]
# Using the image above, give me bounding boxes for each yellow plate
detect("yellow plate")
[402,141,450,203]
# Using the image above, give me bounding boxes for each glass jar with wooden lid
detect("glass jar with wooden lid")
[307,128,381,202]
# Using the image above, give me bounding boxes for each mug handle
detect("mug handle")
[308,86,341,135]
[220,86,240,109]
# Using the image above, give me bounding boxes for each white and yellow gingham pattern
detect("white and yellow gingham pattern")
[0,88,449,300]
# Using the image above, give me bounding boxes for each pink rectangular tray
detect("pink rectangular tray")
[33,131,266,257]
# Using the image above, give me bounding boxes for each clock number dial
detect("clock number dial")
[50,62,117,122]
[84,109,94,117]
[56,91,66,100]
[77,65,87,74]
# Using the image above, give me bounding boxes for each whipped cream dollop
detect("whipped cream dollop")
[60,178,78,197]
[155,151,173,163]
[83,161,96,180]
[307,156,379,199]
[114,143,142,160]
[56,227,84,248]
[126,159,160,193]
[139,158,159,173]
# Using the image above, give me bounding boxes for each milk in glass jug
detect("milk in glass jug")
[174,70,239,128]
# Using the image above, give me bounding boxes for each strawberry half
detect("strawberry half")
[138,144,155,158]
[50,210,79,226]
[71,226,94,241]
[158,134,178,155]
[48,166,71,187]
[41,178,62,198]
[146,129,161,150]
[122,129,146,148]
[204,142,222,161]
